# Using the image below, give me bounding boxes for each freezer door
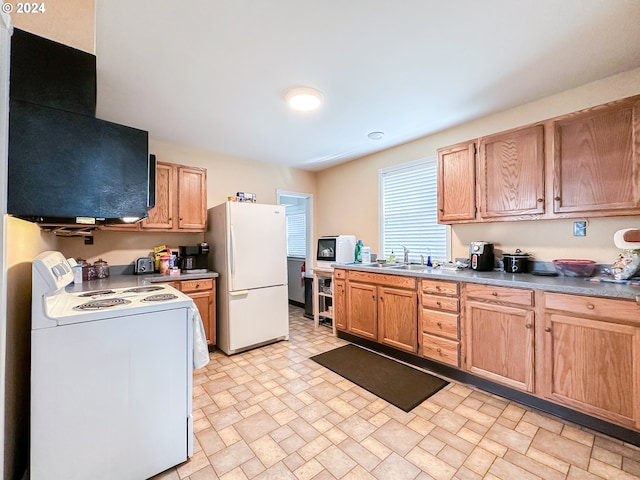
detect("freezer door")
[227,284,289,353]
[229,202,287,291]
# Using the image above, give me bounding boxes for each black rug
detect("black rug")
[310,344,448,412]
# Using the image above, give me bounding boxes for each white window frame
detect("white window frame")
[378,157,451,264]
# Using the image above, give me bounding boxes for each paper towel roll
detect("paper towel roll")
[614,229,640,249]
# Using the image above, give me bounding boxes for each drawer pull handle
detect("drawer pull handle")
[545,327,552,332]
[436,286,442,291]
[437,322,442,327]
[492,291,498,296]
[436,348,442,353]
[525,324,532,329]
[586,304,595,310]
[436,301,442,307]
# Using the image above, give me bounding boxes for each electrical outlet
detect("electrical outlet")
[573,221,587,236]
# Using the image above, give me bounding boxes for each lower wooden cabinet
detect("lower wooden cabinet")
[347,281,378,340]
[420,279,460,366]
[341,270,417,353]
[333,274,347,331]
[541,292,640,429]
[157,277,216,346]
[464,284,535,392]
[378,285,418,353]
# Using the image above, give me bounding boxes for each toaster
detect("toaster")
[134,257,155,274]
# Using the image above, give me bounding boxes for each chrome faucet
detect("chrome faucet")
[401,245,409,263]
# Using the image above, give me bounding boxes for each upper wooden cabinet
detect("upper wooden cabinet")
[478,125,545,219]
[437,94,640,224]
[552,98,640,216]
[437,141,476,223]
[142,162,207,232]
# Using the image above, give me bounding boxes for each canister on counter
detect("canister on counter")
[159,255,170,274]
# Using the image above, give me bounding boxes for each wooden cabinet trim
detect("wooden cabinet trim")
[347,271,417,289]
[464,283,534,307]
[420,279,459,296]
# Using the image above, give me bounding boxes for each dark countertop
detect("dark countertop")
[335,263,640,301]
[66,271,218,293]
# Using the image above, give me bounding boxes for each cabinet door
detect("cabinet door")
[478,125,545,219]
[177,166,207,230]
[437,142,476,223]
[334,278,347,331]
[188,290,215,345]
[378,286,417,353]
[552,100,640,216]
[142,162,174,230]
[465,300,534,392]
[543,313,640,429]
[347,282,377,340]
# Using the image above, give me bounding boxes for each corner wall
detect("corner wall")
[316,67,640,264]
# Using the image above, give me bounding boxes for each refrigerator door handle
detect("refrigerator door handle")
[230,225,236,277]
[229,290,249,296]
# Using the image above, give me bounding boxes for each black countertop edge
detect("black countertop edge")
[333,264,640,301]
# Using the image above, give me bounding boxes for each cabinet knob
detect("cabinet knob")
[195,284,200,288]
[436,286,442,291]
[554,196,561,201]
[491,291,498,296]
[537,198,543,203]
[437,322,442,327]
[586,304,595,310]
[545,327,552,332]
[525,324,532,329]
[436,348,442,353]
[439,208,444,212]
[436,301,442,307]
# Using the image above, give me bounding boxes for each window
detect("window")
[379,157,449,263]
[286,213,306,258]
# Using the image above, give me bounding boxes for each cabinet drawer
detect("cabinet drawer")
[421,333,460,367]
[333,269,346,279]
[421,294,459,312]
[180,278,214,292]
[421,309,459,340]
[543,292,640,324]
[348,271,417,289]
[465,283,533,307]
[421,279,459,296]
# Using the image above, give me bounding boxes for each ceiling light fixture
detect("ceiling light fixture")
[284,87,323,112]
[368,131,384,140]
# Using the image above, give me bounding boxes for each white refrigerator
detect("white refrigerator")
[207,201,289,354]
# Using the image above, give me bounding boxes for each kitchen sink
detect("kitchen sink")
[360,262,397,268]
[390,264,431,271]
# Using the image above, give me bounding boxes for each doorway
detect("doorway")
[277,190,313,312]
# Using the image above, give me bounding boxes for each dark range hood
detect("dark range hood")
[7,29,154,227]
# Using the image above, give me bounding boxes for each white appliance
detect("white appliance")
[31,251,195,480]
[316,235,356,268]
[207,201,289,354]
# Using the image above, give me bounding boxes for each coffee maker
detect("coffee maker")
[470,241,495,271]
[178,243,210,271]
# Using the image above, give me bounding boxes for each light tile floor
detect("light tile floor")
[152,306,640,480]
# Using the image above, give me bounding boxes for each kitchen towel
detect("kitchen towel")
[191,303,210,369]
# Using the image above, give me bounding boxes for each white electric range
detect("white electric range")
[31,251,196,480]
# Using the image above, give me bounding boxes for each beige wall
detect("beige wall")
[10,0,95,53]
[4,3,94,478]
[316,67,640,264]
[55,139,317,265]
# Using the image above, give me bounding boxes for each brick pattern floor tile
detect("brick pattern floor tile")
[149,306,640,480]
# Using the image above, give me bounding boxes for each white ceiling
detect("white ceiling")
[95,0,640,171]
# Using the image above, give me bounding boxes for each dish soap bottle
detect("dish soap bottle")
[389,249,395,264]
[355,239,363,263]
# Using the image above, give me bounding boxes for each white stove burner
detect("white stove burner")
[122,286,164,294]
[73,298,132,310]
[141,293,179,302]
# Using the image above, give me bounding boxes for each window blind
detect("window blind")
[286,213,306,258]
[379,158,448,263]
